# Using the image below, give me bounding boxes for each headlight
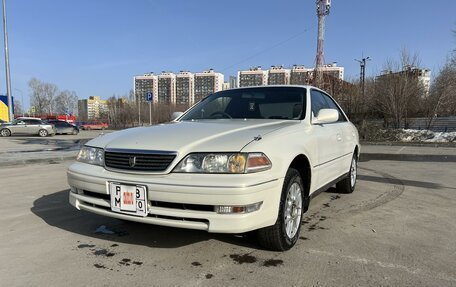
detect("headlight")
[76,146,104,166]
[173,152,271,174]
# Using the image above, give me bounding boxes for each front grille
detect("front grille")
[104,149,177,172]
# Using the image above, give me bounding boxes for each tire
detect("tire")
[0,128,11,137]
[336,153,358,194]
[257,168,305,251]
[38,129,49,137]
[72,129,78,135]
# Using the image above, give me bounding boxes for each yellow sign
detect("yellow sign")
[0,98,9,122]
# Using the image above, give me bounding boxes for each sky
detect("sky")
[3,0,456,110]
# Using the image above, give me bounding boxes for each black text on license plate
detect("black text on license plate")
[109,183,147,217]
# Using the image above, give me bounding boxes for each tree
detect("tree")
[424,54,456,128]
[29,77,77,116]
[29,78,49,114]
[14,99,23,116]
[55,90,78,115]
[372,50,426,128]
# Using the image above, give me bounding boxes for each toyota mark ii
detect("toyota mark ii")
[67,86,359,250]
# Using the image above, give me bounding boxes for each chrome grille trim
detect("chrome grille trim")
[104,148,177,172]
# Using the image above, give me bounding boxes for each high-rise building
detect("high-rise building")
[78,96,108,121]
[134,73,158,103]
[290,65,313,85]
[238,66,268,87]
[194,69,224,102]
[175,71,194,106]
[158,72,176,104]
[268,66,290,85]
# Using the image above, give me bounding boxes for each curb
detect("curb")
[359,153,456,162]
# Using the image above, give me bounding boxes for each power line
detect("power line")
[220,24,317,73]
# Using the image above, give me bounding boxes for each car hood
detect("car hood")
[87,119,299,153]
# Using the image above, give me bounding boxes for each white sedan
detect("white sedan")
[67,85,359,251]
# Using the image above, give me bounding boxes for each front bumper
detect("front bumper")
[67,162,283,233]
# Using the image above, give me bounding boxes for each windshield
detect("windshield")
[181,87,306,121]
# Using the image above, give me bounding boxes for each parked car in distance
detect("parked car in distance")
[67,86,359,251]
[46,119,79,135]
[79,122,108,130]
[0,117,56,137]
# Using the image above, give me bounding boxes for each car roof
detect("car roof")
[16,117,42,120]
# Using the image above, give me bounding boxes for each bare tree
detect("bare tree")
[424,54,456,128]
[372,50,426,128]
[29,78,48,114]
[13,99,23,116]
[55,90,78,115]
[29,78,77,116]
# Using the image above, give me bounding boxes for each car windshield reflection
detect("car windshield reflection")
[180,87,306,121]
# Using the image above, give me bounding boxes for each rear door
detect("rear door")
[24,119,42,134]
[60,122,73,133]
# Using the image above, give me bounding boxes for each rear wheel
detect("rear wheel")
[0,128,11,137]
[336,153,357,194]
[38,129,49,137]
[257,168,305,251]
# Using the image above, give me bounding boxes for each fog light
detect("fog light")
[215,202,262,214]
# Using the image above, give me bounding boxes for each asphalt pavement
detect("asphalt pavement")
[0,159,455,286]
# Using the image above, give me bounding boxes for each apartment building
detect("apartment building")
[78,96,108,121]
[175,71,194,106]
[133,73,158,103]
[290,65,313,85]
[267,66,290,85]
[157,72,176,104]
[194,69,224,102]
[238,66,268,87]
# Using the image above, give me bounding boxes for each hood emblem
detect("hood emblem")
[129,156,136,167]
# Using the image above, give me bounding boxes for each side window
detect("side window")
[24,119,40,125]
[310,90,330,117]
[321,94,347,122]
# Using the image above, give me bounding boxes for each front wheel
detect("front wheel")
[336,153,357,194]
[38,129,49,137]
[0,128,11,137]
[257,168,305,251]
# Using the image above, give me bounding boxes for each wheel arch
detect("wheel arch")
[354,144,360,160]
[288,154,311,199]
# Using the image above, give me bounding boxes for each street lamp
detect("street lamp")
[355,56,371,98]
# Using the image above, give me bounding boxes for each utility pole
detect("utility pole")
[314,0,331,86]
[355,56,370,98]
[2,0,13,121]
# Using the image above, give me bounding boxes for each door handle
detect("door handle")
[337,133,342,141]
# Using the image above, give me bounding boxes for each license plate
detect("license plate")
[109,182,148,217]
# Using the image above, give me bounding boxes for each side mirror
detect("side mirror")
[313,109,339,124]
[171,112,183,121]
